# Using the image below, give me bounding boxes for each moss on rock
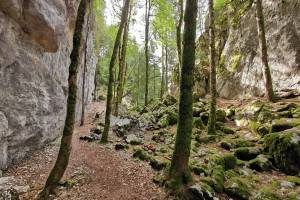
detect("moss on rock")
[264,130,300,175]
[224,177,252,200]
[234,147,262,161]
[249,154,273,171]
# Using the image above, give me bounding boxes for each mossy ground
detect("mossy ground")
[94,97,300,199]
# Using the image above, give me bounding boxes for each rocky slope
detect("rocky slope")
[0,0,97,169]
[197,0,300,98]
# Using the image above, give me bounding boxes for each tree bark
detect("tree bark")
[101,0,131,143]
[169,0,197,185]
[255,0,275,102]
[165,43,168,93]
[80,0,93,126]
[114,5,131,116]
[144,0,151,106]
[176,0,183,71]
[160,44,165,99]
[37,0,88,198]
[207,0,217,135]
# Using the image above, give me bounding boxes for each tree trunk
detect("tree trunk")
[80,0,93,126]
[160,44,165,99]
[207,0,217,135]
[101,0,131,143]
[144,0,151,106]
[37,0,88,198]
[114,5,131,116]
[165,43,168,93]
[175,0,183,84]
[255,0,275,102]
[169,0,197,185]
[94,65,98,101]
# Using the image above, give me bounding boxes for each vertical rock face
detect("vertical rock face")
[217,0,300,98]
[0,0,97,169]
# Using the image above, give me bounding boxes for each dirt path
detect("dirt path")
[5,102,167,200]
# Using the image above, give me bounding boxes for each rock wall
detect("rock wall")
[0,0,97,169]
[217,0,300,98]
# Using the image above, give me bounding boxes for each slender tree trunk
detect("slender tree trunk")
[255,0,275,102]
[144,0,151,106]
[80,0,92,126]
[207,0,217,135]
[176,0,183,67]
[137,57,140,107]
[160,44,165,99]
[165,43,168,93]
[94,65,98,101]
[37,0,88,198]
[169,0,197,185]
[114,5,131,116]
[101,0,131,143]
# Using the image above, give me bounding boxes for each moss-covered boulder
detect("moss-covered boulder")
[234,147,262,161]
[149,157,168,171]
[224,177,252,200]
[226,106,235,120]
[125,134,143,145]
[195,133,223,144]
[252,188,281,200]
[271,118,300,133]
[223,153,237,170]
[133,148,150,161]
[216,109,227,122]
[211,165,225,192]
[220,140,233,150]
[218,125,235,134]
[264,129,300,175]
[249,154,273,171]
[184,183,216,200]
[162,94,177,106]
[233,139,255,148]
[194,117,205,129]
[287,176,300,186]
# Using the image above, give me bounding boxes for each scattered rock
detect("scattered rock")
[234,147,262,161]
[271,118,300,132]
[115,143,127,150]
[125,134,142,145]
[162,94,177,106]
[249,155,273,171]
[0,176,29,200]
[280,181,295,189]
[224,177,252,200]
[264,129,300,175]
[79,133,101,142]
[133,148,150,161]
[184,183,216,200]
[149,157,168,171]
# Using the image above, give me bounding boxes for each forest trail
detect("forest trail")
[5,102,166,200]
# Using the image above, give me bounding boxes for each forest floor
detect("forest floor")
[4,102,168,200]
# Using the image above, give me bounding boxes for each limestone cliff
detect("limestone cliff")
[217,0,300,98]
[0,0,97,169]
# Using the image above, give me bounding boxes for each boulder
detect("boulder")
[194,117,205,129]
[184,184,215,200]
[264,128,300,175]
[125,134,142,145]
[224,177,252,200]
[252,189,281,200]
[162,94,177,106]
[249,155,273,171]
[216,109,227,122]
[0,176,29,200]
[149,157,168,171]
[234,147,262,161]
[271,118,300,133]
